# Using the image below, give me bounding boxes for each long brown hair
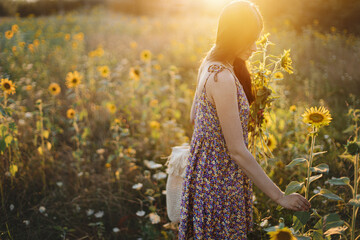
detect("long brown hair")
[197,0,264,106]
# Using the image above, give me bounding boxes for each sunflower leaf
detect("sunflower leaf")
[310,163,329,174]
[286,158,307,168]
[327,177,350,186]
[318,189,344,201]
[309,174,323,183]
[311,151,327,158]
[285,181,304,195]
[292,211,311,232]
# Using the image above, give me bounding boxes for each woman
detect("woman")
[178,0,311,239]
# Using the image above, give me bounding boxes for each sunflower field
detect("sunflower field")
[0,5,359,240]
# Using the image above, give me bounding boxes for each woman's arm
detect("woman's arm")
[209,70,310,211]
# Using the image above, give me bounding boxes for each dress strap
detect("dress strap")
[204,63,236,88]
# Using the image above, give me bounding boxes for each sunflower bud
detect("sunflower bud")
[345,141,360,156]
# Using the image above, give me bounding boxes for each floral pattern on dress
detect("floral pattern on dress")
[178,63,253,239]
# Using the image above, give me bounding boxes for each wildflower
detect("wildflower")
[280,49,294,74]
[153,64,161,71]
[149,212,160,224]
[140,49,152,62]
[105,163,111,168]
[136,210,145,217]
[86,209,94,216]
[268,227,296,240]
[144,160,162,169]
[301,106,332,128]
[73,32,84,41]
[149,99,158,107]
[1,78,16,95]
[129,67,141,80]
[113,227,120,233]
[9,164,18,176]
[65,71,82,88]
[132,183,143,190]
[157,53,164,61]
[94,211,104,218]
[88,46,104,57]
[33,39,40,47]
[5,30,13,39]
[97,65,110,78]
[19,42,25,48]
[149,120,160,130]
[289,105,296,112]
[106,103,117,114]
[25,85,32,91]
[96,148,105,155]
[152,171,167,180]
[130,41,137,49]
[11,24,19,33]
[48,83,61,96]
[39,206,46,214]
[66,108,75,119]
[64,34,71,41]
[27,43,34,53]
[274,72,284,79]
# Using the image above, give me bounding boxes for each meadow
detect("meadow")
[0,5,359,240]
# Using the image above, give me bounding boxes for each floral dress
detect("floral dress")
[178,63,253,239]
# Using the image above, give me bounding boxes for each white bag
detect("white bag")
[164,143,191,223]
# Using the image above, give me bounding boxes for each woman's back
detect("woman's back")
[178,62,253,239]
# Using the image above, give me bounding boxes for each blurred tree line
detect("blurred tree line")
[1,0,360,34]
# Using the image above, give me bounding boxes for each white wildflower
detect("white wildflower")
[132,183,143,190]
[144,160,162,169]
[86,209,94,216]
[39,206,46,214]
[149,212,160,224]
[113,227,120,233]
[136,210,145,217]
[94,211,104,218]
[152,171,167,180]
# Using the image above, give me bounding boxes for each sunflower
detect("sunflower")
[268,227,296,240]
[129,67,141,81]
[1,78,16,95]
[28,43,34,53]
[274,72,284,79]
[289,105,296,112]
[301,106,332,128]
[256,32,270,47]
[65,71,82,88]
[97,66,110,78]
[106,103,117,114]
[48,83,61,96]
[64,34,71,41]
[140,49,152,62]
[149,120,160,130]
[66,108,76,119]
[19,42,26,48]
[5,30,13,40]
[130,41,137,49]
[11,24,19,33]
[265,134,277,152]
[73,32,84,41]
[280,49,294,74]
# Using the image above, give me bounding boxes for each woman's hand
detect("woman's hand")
[274,191,311,211]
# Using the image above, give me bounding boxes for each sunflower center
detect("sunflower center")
[277,231,292,240]
[309,113,324,122]
[72,78,78,83]
[52,87,56,91]
[4,83,11,89]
